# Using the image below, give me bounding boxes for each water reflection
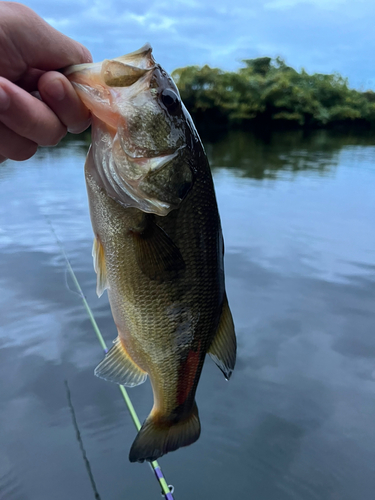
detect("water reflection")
[0,129,375,500]
[204,129,375,179]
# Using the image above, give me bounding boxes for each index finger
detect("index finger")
[0,77,66,146]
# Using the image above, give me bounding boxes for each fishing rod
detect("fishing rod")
[47,218,175,500]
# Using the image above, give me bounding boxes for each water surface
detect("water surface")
[0,130,375,500]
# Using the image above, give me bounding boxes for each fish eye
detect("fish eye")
[160,89,180,114]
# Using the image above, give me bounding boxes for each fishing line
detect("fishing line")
[64,266,83,299]
[65,380,102,500]
[46,216,175,500]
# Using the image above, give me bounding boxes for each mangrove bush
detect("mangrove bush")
[172,58,375,129]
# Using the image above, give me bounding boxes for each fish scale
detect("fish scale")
[66,44,236,462]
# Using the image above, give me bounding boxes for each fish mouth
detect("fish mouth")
[64,43,155,86]
[64,44,156,129]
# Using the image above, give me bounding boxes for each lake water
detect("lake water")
[0,129,375,500]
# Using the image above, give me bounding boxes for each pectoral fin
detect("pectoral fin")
[92,236,109,297]
[132,217,185,281]
[95,337,147,387]
[208,295,236,380]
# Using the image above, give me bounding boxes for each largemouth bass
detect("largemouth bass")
[65,44,236,463]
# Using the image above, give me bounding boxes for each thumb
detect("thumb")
[3,3,92,77]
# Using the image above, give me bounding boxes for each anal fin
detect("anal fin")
[208,294,236,380]
[95,337,147,387]
[92,236,109,297]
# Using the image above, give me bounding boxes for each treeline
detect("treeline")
[172,58,375,129]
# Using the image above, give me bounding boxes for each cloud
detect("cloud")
[264,0,346,10]
[19,0,375,89]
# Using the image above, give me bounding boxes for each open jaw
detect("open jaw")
[64,44,156,84]
[64,44,156,123]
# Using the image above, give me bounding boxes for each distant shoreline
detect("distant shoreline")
[172,58,375,131]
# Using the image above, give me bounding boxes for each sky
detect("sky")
[22,0,375,90]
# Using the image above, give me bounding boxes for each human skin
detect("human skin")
[0,2,92,163]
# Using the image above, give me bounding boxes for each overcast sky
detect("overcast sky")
[23,0,375,89]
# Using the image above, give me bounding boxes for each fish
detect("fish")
[65,44,236,463]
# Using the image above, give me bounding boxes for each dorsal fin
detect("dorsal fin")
[208,294,236,380]
[92,236,109,297]
[95,337,147,387]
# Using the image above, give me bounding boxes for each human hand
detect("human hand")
[0,2,92,163]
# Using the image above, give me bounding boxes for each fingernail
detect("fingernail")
[82,47,93,63]
[68,117,92,134]
[44,78,65,101]
[0,87,10,112]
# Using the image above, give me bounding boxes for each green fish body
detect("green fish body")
[66,45,236,462]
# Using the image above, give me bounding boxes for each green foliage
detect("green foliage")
[171,58,375,129]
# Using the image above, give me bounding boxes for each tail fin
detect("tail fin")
[129,402,201,463]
